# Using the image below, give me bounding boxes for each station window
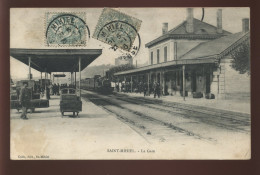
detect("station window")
[157,49,160,63]
[150,52,153,65]
[164,46,167,62]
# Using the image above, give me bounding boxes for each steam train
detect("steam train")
[78,75,114,94]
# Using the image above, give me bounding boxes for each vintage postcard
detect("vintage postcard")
[10,7,250,160]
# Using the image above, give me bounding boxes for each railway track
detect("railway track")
[81,90,250,144]
[82,92,217,143]
[107,93,250,133]
[113,93,250,122]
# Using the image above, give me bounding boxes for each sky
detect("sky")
[10,7,250,79]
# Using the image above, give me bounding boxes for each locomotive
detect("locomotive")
[79,75,114,94]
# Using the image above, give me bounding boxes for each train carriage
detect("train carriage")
[79,75,114,94]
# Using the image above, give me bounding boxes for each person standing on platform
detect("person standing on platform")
[156,83,161,98]
[46,86,50,99]
[153,82,157,98]
[148,82,152,96]
[19,82,31,120]
[53,83,56,95]
[154,82,160,98]
[57,83,60,95]
[143,82,148,97]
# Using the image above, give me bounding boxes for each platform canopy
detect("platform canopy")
[10,49,102,73]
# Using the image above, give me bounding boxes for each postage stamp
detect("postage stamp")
[45,12,90,47]
[93,8,142,53]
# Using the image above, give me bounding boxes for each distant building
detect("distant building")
[115,8,250,100]
[115,56,133,66]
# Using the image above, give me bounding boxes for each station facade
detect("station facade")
[114,8,250,100]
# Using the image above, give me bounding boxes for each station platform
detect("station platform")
[115,91,250,115]
[10,95,150,160]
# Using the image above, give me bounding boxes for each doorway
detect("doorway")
[191,71,197,92]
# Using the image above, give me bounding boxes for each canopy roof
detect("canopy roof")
[180,32,249,60]
[10,49,102,73]
[114,58,216,76]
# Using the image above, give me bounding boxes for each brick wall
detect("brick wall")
[213,56,250,100]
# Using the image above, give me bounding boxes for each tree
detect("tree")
[230,41,250,75]
[106,64,135,81]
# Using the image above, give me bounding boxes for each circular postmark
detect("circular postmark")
[116,33,141,60]
[46,14,90,46]
[97,20,141,58]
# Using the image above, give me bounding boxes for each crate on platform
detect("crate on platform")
[10,99,49,109]
[193,92,203,98]
[61,95,78,101]
[10,100,21,109]
[205,93,215,99]
[31,99,49,108]
[60,100,82,112]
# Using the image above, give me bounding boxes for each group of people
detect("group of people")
[51,83,60,95]
[115,81,162,98]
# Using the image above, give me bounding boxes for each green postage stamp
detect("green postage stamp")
[45,12,89,47]
[93,8,142,52]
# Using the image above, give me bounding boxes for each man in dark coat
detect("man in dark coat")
[19,82,31,119]
[154,82,160,98]
[143,82,148,97]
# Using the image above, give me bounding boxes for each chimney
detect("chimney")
[186,8,194,33]
[162,23,168,35]
[216,9,223,33]
[242,18,249,33]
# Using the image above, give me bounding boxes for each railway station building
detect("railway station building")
[114,8,250,100]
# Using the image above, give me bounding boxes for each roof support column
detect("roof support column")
[169,72,172,95]
[71,72,73,85]
[130,75,133,93]
[79,57,81,99]
[124,75,126,92]
[147,72,150,96]
[117,77,120,92]
[28,57,32,80]
[161,70,165,96]
[155,72,158,83]
[45,68,47,99]
[40,72,42,87]
[182,65,186,101]
[74,71,76,87]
